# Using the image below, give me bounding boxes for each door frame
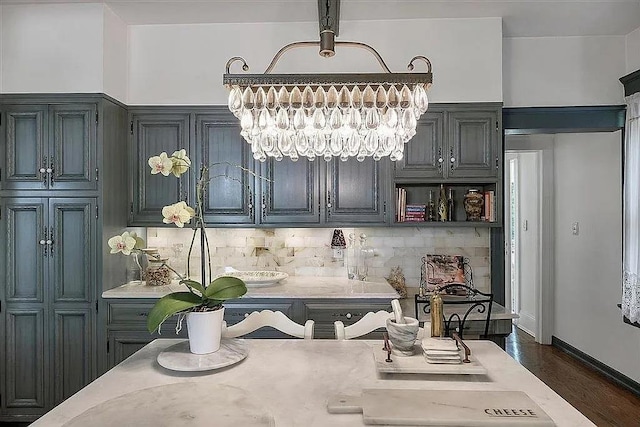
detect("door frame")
[504,137,555,345]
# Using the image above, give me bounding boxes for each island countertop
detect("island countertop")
[102,276,400,300]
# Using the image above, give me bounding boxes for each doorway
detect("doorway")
[504,149,542,340]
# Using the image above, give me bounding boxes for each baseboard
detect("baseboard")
[552,336,640,397]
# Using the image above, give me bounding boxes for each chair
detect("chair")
[222,310,314,339]
[415,284,493,340]
[334,310,393,340]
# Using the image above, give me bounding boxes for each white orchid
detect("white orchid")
[162,201,196,228]
[108,231,137,255]
[148,152,173,176]
[170,149,191,177]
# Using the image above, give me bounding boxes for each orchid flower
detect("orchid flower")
[170,149,191,177]
[162,201,195,228]
[148,152,173,176]
[108,231,137,255]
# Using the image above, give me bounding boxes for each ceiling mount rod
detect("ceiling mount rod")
[318,0,340,57]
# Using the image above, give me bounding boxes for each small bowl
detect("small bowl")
[386,316,419,356]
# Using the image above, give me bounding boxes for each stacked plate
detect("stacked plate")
[421,337,462,364]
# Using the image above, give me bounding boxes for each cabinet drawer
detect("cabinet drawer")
[303,302,391,326]
[108,302,155,325]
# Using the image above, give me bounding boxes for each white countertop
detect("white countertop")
[102,276,400,300]
[33,339,593,427]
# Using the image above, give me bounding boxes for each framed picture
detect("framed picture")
[421,254,466,293]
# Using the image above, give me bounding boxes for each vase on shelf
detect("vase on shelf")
[438,184,448,222]
[125,252,143,284]
[463,189,484,221]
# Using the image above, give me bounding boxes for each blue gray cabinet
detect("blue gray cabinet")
[0,94,129,423]
[102,297,392,367]
[395,104,501,180]
[0,103,98,191]
[197,113,256,225]
[128,112,191,225]
[260,158,321,225]
[325,157,389,224]
[0,197,96,418]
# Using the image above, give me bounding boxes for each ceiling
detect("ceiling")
[1,0,639,38]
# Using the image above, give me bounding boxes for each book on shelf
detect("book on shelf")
[483,190,495,222]
[396,188,407,222]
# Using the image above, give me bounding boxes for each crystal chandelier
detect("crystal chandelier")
[223,1,432,162]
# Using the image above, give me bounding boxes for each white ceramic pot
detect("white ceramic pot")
[186,307,225,354]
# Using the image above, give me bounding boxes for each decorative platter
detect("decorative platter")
[222,270,289,287]
[157,339,248,372]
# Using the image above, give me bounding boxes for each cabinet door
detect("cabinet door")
[107,330,153,369]
[394,110,445,179]
[53,309,92,405]
[50,198,96,303]
[0,105,48,190]
[260,158,321,224]
[326,158,387,224]
[448,110,498,178]
[0,199,47,304]
[3,308,48,416]
[130,113,190,225]
[49,104,98,191]
[197,114,255,225]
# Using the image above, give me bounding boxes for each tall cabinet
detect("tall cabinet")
[0,95,128,422]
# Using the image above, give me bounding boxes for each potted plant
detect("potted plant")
[109,149,254,354]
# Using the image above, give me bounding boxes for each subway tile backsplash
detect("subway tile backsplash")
[146,227,491,293]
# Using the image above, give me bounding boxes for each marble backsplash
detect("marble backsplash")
[146,227,491,293]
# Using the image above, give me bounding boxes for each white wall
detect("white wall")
[516,151,540,337]
[554,131,640,383]
[626,27,640,74]
[503,36,626,107]
[1,3,104,93]
[102,4,128,102]
[128,17,502,105]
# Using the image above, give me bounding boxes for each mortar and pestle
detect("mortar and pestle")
[385,299,419,356]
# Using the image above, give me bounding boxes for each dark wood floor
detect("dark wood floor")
[506,327,640,427]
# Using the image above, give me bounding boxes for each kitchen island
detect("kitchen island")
[33,339,593,426]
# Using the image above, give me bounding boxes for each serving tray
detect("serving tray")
[373,344,487,375]
[223,270,288,287]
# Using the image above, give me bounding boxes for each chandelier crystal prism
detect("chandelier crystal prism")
[223,2,432,163]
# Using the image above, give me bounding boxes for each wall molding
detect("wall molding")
[620,69,640,97]
[503,105,625,134]
[552,336,640,397]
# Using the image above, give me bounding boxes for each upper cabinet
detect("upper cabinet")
[127,104,501,228]
[325,158,388,224]
[197,113,256,225]
[128,112,191,225]
[395,104,501,181]
[0,104,98,191]
[260,158,321,225]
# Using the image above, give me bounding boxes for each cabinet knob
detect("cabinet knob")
[46,168,53,174]
[39,168,46,173]
[248,203,253,209]
[39,239,46,245]
[327,203,332,208]
[346,313,352,319]
[438,158,444,163]
[244,313,249,318]
[450,157,455,163]
[46,239,52,245]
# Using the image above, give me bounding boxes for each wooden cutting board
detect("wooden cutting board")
[327,389,555,426]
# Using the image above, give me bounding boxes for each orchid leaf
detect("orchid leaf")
[147,292,202,333]
[204,276,247,300]
[181,279,206,296]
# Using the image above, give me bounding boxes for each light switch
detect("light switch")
[572,222,579,235]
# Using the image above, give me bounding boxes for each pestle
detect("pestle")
[391,299,405,324]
